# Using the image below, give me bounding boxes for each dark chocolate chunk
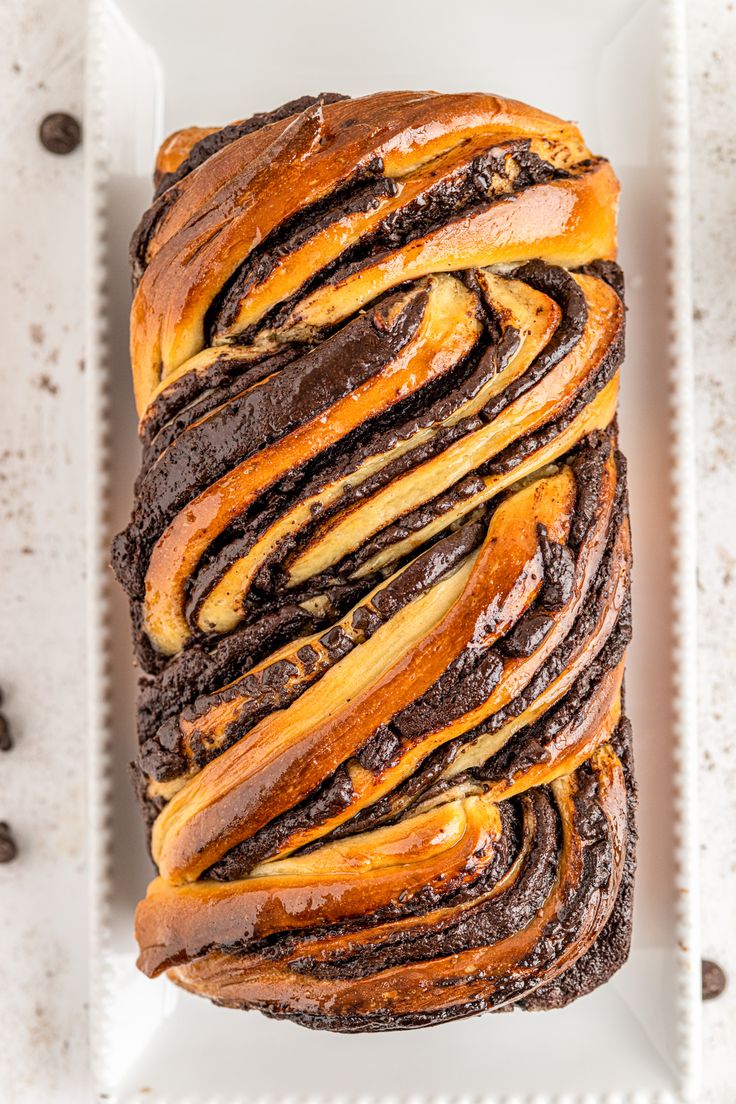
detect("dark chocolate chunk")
[499,610,555,658]
[39,112,81,155]
[351,606,382,637]
[0,822,17,862]
[356,726,403,773]
[701,959,727,1001]
[538,524,576,611]
[296,644,319,673]
[319,627,353,661]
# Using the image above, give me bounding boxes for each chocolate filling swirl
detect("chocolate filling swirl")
[116,90,635,1032]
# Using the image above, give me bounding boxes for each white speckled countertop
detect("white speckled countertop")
[0,1,733,1099]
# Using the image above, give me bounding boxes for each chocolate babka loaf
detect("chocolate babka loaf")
[113,91,635,1031]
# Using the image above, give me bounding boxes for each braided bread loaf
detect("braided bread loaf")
[113,91,635,1031]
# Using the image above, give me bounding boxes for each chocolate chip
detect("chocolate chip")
[296,644,319,672]
[261,659,298,689]
[701,959,727,1001]
[356,725,402,772]
[0,822,17,862]
[351,605,382,637]
[39,112,82,155]
[0,714,12,751]
[319,626,352,660]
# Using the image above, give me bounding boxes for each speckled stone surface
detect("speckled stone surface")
[688,2,736,1095]
[0,0,732,1099]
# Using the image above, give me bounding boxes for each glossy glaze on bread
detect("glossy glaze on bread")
[113,91,635,1031]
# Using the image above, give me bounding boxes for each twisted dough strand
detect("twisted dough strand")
[113,90,635,1030]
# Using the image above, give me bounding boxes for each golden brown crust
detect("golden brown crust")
[165,745,629,1026]
[130,91,613,415]
[115,90,634,1031]
[154,126,216,180]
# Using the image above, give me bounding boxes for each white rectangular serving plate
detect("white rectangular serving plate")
[84,1,701,1101]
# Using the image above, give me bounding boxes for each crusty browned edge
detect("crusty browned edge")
[520,712,636,1011]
